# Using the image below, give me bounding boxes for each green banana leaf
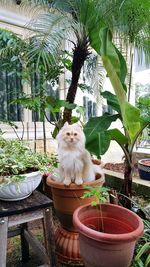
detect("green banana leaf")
[84,114,127,157]
[101,91,121,114]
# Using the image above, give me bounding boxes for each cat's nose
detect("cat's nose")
[70,138,73,142]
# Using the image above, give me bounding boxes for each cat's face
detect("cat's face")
[57,122,85,146]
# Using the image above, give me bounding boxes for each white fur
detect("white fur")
[53,122,104,186]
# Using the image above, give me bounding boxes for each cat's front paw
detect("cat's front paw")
[63,178,71,186]
[75,178,83,185]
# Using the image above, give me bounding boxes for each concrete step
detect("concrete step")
[104,169,150,197]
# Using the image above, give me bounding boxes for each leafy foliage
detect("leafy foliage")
[82,186,109,206]
[84,113,121,156]
[131,220,150,267]
[0,134,57,185]
[138,94,150,122]
[0,28,25,68]
[84,25,149,162]
[101,91,121,114]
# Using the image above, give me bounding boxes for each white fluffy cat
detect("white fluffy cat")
[53,122,104,186]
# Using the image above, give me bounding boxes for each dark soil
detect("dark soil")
[104,162,125,173]
[104,162,139,177]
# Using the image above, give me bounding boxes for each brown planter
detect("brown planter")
[46,175,104,265]
[73,203,144,267]
[46,175,104,231]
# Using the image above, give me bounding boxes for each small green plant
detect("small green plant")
[82,186,109,206]
[81,186,109,233]
[132,242,150,267]
[0,134,57,185]
[131,219,150,267]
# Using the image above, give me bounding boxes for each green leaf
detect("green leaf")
[114,46,127,85]
[86,131,111,157]
[84,114,121,157]
[145,254,150,267]
[138,94,150,122]
[89,26,127,114]
[45,96,56,106]
[71,116,80,123]
[61,57,72,71]
[52,127,59,139]
[108,129,128,145]
[135,242,150,261]
[123,102,141,141]
[60,101,76,110]
[45,98,76,113]
[99,27,121,77]
[12,96,41,111]
[91,200,97,206]
[84,114,120,136]
[81,191,93,198]
[101,91,121,114]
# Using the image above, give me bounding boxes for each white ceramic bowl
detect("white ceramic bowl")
[0,171,42,201]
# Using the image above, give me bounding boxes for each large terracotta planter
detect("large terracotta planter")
[46,175,104,265]
[46,175,104,231]
[73,203,144,267]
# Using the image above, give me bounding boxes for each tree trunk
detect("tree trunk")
[43,119,46,153]
[123,160,132,196]
[121,158,133,208]
[63,39,89,124]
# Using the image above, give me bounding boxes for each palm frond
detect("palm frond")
[27,9,75,69]
[84,54,106,105]
[107,0,150,65]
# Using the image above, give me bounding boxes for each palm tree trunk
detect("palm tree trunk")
[63,40,89,123]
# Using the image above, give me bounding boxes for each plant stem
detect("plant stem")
[99,204,104,233]
[129,122,150,154]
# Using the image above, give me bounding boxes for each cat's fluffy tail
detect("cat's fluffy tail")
[93,164,105,182]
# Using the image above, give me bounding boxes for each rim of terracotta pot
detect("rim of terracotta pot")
[46,175,104,190]
[73,203,144,243]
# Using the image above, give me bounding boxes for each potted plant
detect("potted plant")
[73,186,144,267]
[83,26,150,204]
[0,134,51,201]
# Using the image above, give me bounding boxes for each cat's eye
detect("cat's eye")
[74,133,77,136]
[66,132,70,136]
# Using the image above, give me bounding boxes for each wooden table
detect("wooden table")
[0,191,57,267]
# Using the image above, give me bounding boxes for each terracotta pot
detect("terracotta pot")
[46,175,104,231]
[73,203,144,267]
[55,226,82,265]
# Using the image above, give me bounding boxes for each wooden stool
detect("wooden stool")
[0,191,57,267]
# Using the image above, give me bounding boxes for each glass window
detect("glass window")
[0,69,23,121]
[31,72,59,122]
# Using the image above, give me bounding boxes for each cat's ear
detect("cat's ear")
[63,122,69,127]
[74,123,82,129]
